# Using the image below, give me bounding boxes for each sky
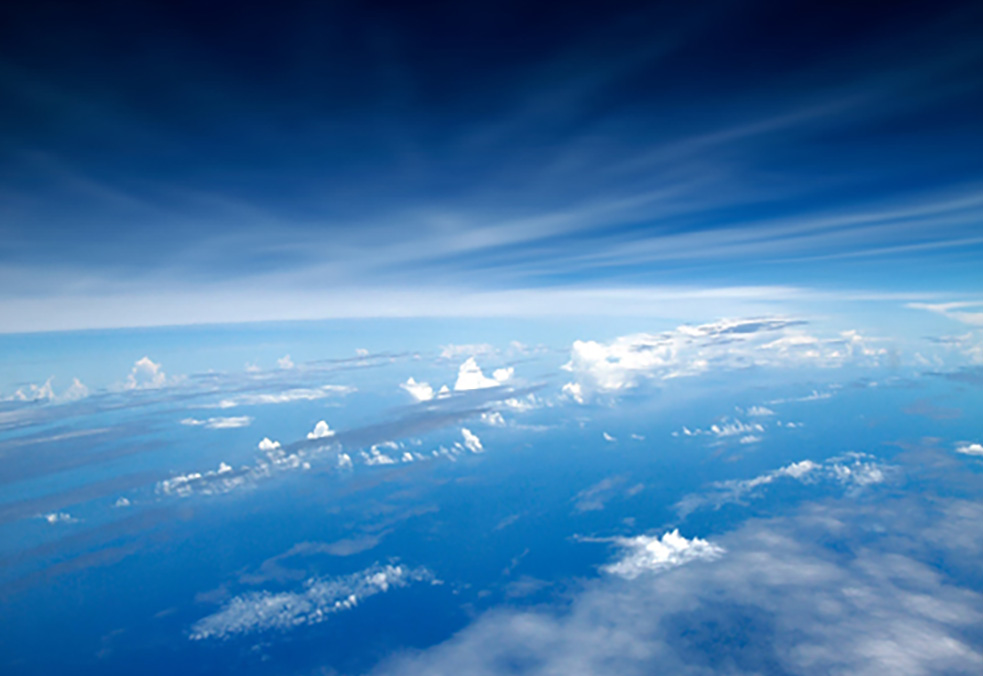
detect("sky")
[1,0,982,332]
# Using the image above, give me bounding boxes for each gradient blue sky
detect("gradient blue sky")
[1,0,982,331]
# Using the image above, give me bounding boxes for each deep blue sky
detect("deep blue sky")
[1,0,981,331]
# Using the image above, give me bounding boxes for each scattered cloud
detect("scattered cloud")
[125,356,167,390]
[39,511,77,524]
[908,301,983,326]
[592,529,725,580]
[401,377,435,402]
[113,497,131,508]
[562,318,885,399]
[440,343,496,360]
[307,420,336,440]
[454,357,510,391]
[461,428,483,453]
[207,384,354,408]
[747,405,775,416]
[277,354,295,370]
[258,437,281,452]
[481,411,505,427]
[602,432,616,442]
[955,442,983,457]
[676,453,891,517]
[190,563,434,640]
[181,416,253,429]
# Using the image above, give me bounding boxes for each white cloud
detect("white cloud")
[208,385,354,408]
[400,377,435,402]
[955,442,983,457]
[563,318,886,398]
[8,377,56,402]
[597,529,725,580]
[909,301,983,326]
[356,348,370,357]
[676,455,890,517]
[561,381,585,404]
[40,511,77,524]
[258,437,281,452]
[125,356,167,389]
[181,416,253,429]
[369,500,983,676]
[307,420,336,440]
[190,563,434,640]
[492,367,514,383]
[454,357,506,391]
[337,453,353,469]
[113,497,131,508]
[461,428,483,453]
[747,405,775,416]
[481,411,505,427]
[603,432,616,442]
[675,417,765,441]
[277,354,295,369]
[61,377,89,401]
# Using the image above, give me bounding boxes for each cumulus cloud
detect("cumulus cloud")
[955,442,983,457]
[307,420,336,440]
[594,529,725,580]
[181,416,253,429]
[454,357,510,391]
[190,563,434,640]
[157,461,238,497]
[562,318,885,398]
[674,417,765,442]
[401,377,435,402]
[337,453,353,469]
[125,356,167,390]
[113,497,131,508]
[277,354,295,369]
[461,428,483,453]
[258,437,281,452]
[7,377,56,402]
[747,405,775,416]
[481,411,505,427]
[61,378,90,401]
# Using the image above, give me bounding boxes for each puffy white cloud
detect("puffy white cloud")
[461,428,483,453]
[157,461,243,497]
[181,416,253,429]
[674,418,764,441]
[454,357,507,391]
[277,354,295,369]
[113,497,131,508]
[258,437,281,452]
[337,453,353,469]
[125,356,167,389]
[307,420,336,440]
[598,529,725,580]
[190,563,434,640]
[563,318,885,399]
[955,442,983,457]
[561,381,585,404]
[400,377,435,402]
[61,377,89,401]
[492,367,514,383]
[8,377,56,402]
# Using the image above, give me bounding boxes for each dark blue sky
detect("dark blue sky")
[1,0,982,330]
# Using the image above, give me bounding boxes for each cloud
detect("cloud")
[157,461,237,497]
[7,377,55,402]
[909,301,983,326]
[481,411,505,427]
[955,442,983,457]
[561,381,585,404]
[113,497,131,508]
[562,318,886,398]
[595,529,725,580]
[61,378,90,402]
[674,417,765,443]
[258,437,281,452]
[461,428,483,453]
[125,356,167,389]
[277,354,295,369]
[370,499,983,676]
[602,432,616,442]
[39,511,77,524]
[400,377,435,402]
[747,405,775,416]
[337,453,353,469]
[208,384,354,408]
[676,454,890,517]
[181,416,253,429]
[307,420,336,440]
[454,357,510,391]
[190,563,434,640]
